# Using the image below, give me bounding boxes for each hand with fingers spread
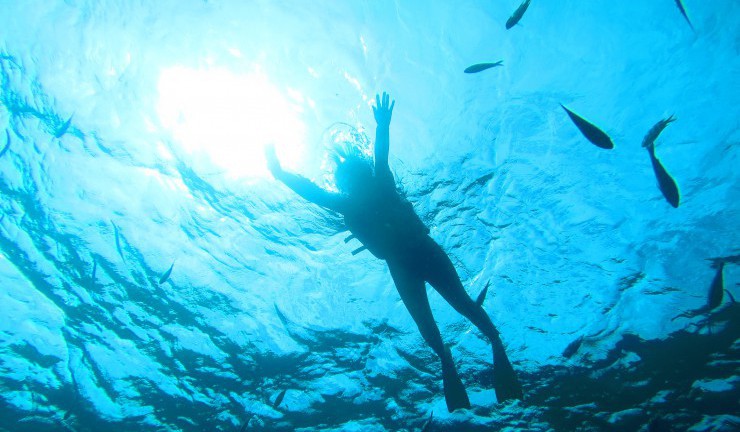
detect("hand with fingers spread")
[373,92,395,129]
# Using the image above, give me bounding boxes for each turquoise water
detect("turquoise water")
[1,1,738,431]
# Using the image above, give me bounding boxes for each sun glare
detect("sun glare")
[157,67,306,178]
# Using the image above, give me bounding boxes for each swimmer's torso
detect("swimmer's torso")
[343,174,429,260]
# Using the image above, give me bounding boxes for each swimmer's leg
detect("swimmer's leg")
[423,244,523,402]
[388,263,470,412]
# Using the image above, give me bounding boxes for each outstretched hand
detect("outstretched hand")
[373,92,395,128]
[265,144,282,177]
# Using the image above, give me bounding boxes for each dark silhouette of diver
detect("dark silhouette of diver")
[265,92,523,412]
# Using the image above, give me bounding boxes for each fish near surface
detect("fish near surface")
[55,116,73,138]
[506,0,531,29]
[672,261,730,321]
[159,261,175,284]
[464,61,503,74]
[560,104,614,149]
[111,221,125,260]
[91,259,97,285]
[0,130,10,157]
[642,116,680,208]
[272,389,287,408]
[647,149,680,207]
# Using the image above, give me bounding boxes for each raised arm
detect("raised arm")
[265,145,346,213]
[372,92,395,178]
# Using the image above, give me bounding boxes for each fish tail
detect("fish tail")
[642,115,676,149]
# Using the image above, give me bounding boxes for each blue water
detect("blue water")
[1,1,739,431]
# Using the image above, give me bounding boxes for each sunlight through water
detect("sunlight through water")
[157,66,307,178]
[0,1,738,431]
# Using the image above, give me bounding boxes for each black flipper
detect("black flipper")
[492,338,523,402]
[441,346,470,412]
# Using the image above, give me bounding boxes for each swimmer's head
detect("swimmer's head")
[334,152,373,195]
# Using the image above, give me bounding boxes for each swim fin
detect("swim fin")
[441,346,471,412]
[492,338,523,402]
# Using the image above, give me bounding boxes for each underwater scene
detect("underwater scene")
[0,0,738,431]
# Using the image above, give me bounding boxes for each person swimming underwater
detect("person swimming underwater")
[265,92,523,412]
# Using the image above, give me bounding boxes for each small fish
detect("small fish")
[560,104,614,149]
[272,389,287,408]
[562,335,584,358]
[672,261,730,321]
[274,304,291,327]
[506,0,531,29]
[464,61,503,74]
[674,0,694,31]
[112,221,124,260]
[645,143,680,208]
[0,130,10,157]
[420,411,434,432]
[159,261,175,284]
[239,415,253,432]
[55,116,73,138]
[707,262,725,310]
[642,115,676,149]
[475,281,490,306]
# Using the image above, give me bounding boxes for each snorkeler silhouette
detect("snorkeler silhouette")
[265,92,523,411]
